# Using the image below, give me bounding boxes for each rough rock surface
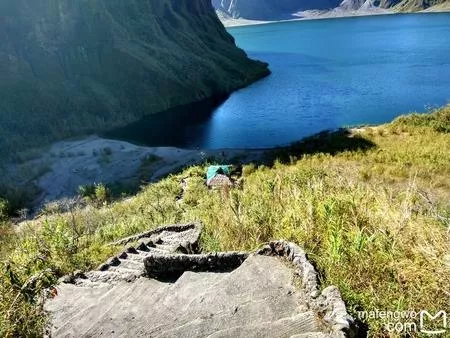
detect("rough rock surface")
[46,224,356,337]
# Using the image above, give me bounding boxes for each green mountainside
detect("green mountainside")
[0,0,269,160]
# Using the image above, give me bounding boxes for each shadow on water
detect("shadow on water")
[103,94,229,148]
[265,128,376,165]
[104,92,376,169]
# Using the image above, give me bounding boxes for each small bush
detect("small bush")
[94,184,109,205]
[0,198,10,221]
[78,184,96,199]
[242,163,256,177]
[78,183,110,206]
[103,147,112,156]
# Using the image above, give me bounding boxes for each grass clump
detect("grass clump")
[0,107,449,337]
[78,183,111,207]
[391,105,450,133]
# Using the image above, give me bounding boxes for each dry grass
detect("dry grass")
[0,106,449,337]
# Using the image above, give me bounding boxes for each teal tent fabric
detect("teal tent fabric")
[207,165,232,181]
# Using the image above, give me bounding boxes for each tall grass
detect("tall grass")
[0,106,449,337]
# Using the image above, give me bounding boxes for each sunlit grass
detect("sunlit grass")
[1,106,449,337]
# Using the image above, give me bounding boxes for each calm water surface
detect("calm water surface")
[115,13,450,148]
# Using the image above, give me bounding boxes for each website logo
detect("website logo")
[420,310,447,335]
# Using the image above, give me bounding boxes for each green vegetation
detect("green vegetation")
[0,0,269,161]
[0,184,39,218]
[0,199,9,221]
[78,183,111,207]
[1,107,449,337]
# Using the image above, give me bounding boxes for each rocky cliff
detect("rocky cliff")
[0,0,269,158]
[212,0,341,20]
[213,0,450,20]
[340,0,449,11]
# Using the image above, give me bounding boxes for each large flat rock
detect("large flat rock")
[46,225,353,337]
[46,255,331,337]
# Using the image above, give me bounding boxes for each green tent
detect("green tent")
[206,165,232,182]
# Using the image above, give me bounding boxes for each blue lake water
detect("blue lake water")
[110,13,450,149]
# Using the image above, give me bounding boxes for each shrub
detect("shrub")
[242,163,256,177]
[0,198,9,221]
[103,147,113,156]
[94,184,109,205]
[78,184,96,199]
[78,184,110,206]
[392,105,450,133]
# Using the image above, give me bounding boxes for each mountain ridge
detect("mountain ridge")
[0,0,269,159]
[213,0,450,20]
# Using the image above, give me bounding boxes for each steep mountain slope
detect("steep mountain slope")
[213,0,449,20]
[394,0,450,11]
[339,0,448,11]
[0,0,269,159]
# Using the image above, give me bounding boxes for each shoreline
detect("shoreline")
[7,123,378,212]
[6,101,448,216]
[7,136,268,211]
[223,8,450,28]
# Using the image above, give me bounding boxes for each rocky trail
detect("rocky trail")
[45,223,356,338]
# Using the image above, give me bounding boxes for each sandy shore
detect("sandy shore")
[222,6,450,28]
[13,136,265,208]
[222,9,393,28]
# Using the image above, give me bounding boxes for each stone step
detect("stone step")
[84,270,139,284]
[46,234,355,338]
[116,259,145,271]
[125,252,151,261]
[107,266,144,277]
[154,243,180,252]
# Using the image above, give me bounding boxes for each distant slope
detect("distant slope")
[340,0,449,11]
[395,0,450,11]
[213,0,450,20]
[212,0,341,20]
[421,0,450,11]
[0,0,269,159]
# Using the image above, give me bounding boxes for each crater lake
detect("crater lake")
[107,13,450,149]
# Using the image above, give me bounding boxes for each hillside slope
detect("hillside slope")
[1,106,449,336]
[0,0,269,159]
